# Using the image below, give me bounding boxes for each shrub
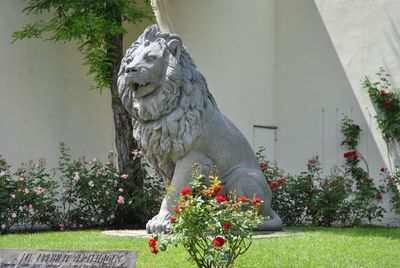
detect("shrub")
[363,68,400,143]
[257,148,316,226]
[380,167,400,215]
[307,168,350,226]
[151,170,263,268]
[0,158,59,233]
[58,143,164,229]
[340,117,385,225]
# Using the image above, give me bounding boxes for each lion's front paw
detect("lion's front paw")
[146,211,171,234]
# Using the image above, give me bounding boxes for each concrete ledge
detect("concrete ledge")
[101,229,304,239]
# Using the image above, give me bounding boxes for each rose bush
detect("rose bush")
[340,117,385,225]
[150,170,263,268]
[0,143,164,233]
[0,157,59,233]
[58,143,164,228]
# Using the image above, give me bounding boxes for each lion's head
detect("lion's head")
[118,25,216,178]
[118,25,184,122]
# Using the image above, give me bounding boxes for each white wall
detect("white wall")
[151,0,277,143]
[0,0,150,170]
[315,0,400,171]
[277,0,396,225]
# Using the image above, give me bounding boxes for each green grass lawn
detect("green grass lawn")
[1,227,399,267]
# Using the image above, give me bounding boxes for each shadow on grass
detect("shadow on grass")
[286,226,400,240]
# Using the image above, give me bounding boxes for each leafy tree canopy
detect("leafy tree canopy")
[12,0,153,90]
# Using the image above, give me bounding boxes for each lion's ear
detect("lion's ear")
[167,39,181,60]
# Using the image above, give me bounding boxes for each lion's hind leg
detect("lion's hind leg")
[223,166,283,231]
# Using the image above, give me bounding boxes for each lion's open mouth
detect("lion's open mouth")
[132,82,150,90]
[129,82,156,98]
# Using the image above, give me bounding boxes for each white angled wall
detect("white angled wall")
[151,0,277,143]
[0,0,150,170]
[315,0,400,170]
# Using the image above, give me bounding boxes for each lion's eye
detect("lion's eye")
[126,57,133,64]
[145,55,157,63]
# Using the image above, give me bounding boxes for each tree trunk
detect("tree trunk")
[108,18,137,175]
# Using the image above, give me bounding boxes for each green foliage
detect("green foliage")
[308,168,350,226]
[12,0,153,90]
[256,118,388,228]
[257,148,317,226]
[58,143,164,228]
[340,117,385,225]
[363,68,400,143]
[152,170,263,268]
[0,143,164,233]
[0,157,59,233]
[380,167,400,215]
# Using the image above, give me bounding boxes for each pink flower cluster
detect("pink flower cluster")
[34,186,44,195]
[74,171,80,181]
[117,195,125,204]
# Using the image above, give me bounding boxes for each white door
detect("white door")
[253,125,277,161]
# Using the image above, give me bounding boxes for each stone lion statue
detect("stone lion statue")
[118,25,282,233]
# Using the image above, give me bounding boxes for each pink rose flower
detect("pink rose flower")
[74,171,80,181]
[120,174,129,180]
[0,171,6,177]
[34,187,44,195]
[10,194,16,199]
[118,188,124,192]
[23,188,29,194]
[117,196,125,204]
[1,224,6,229]
[11,213,17,219]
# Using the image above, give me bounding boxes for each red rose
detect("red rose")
[149,238,157,248]
[215,194,227,203]
[222,223,230,230]
[306,202,312,209]
[170,216,176,223]
[260,163,268,171]
[251,197,262,205]
[384,100,392,110]
[211,185,224,197]
[270,182,279,189]
[150,246,158,254]
[387,179,394,185]
[376,193,383,201]
[278,177,286,185]
[380,166,386,172]
[380,90,386,97]
[237,196,248,203]
[174,204,183,213]
[212,236,225,247]
[180,187,192,196]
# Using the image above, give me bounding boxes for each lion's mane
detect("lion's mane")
[118,25,216,178]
